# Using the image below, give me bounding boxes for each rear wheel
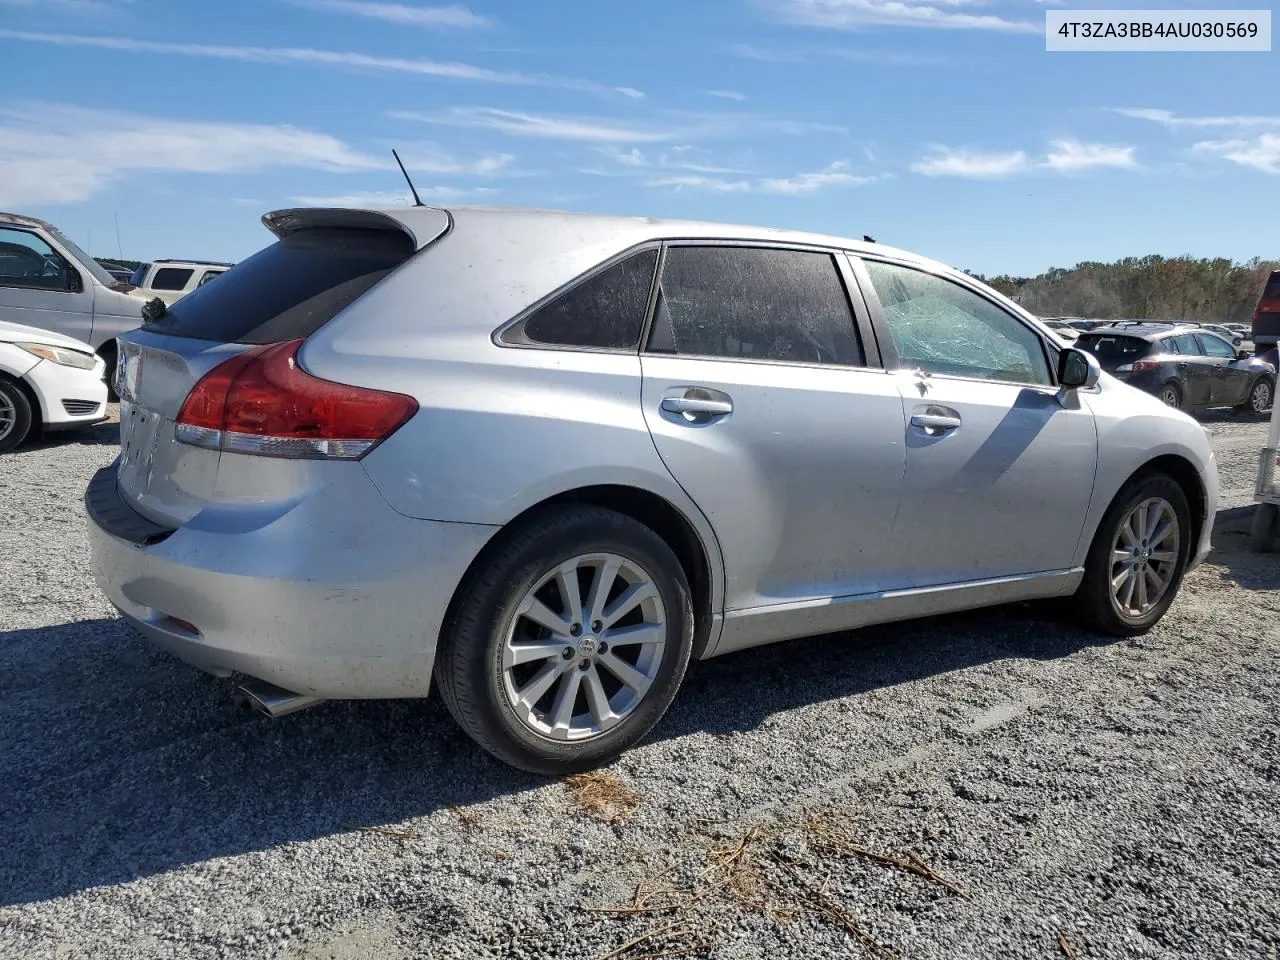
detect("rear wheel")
[1158,382,1183,410]
[0,376,34,453]
[1076,474,1191,636]
[1237,376,1273,415]
[434,505,694,774]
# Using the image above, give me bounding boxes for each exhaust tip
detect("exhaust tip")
[233,678,324,718]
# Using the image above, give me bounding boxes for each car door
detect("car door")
[0,226,94,343]
[640,244,908,618]
[851,256,1098,587]
[1168,333,1211,406]
[1196,332,1249,404]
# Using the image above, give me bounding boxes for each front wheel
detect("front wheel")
[0,377,34,453]
[1076,474,1191,636]
[1237,376,1273,415]
[434,505,695,774]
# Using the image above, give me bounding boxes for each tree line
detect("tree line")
[967,255,1278,325]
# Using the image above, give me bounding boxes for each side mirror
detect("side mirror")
[1237,349,1251,361]
[1058,347,1100,389]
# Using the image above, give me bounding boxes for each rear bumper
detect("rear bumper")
[85,463,499,699]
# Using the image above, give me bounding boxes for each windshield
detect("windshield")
[45,225,120,288]
[1076,334,1150,362]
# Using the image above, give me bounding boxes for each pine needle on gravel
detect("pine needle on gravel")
[566,771,643,822]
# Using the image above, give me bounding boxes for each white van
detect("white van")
[0,212,143,385]
[129,259,233,306]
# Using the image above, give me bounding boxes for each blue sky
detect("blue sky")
[0,0,1274,274]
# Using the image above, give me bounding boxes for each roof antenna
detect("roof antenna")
[392,149,424,207]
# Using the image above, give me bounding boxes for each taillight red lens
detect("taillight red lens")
[1132,359,1158,372]
[175,340,418,460]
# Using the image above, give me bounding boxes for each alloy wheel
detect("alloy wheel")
[0,390,15,442]
[1159,386,1180,408]
[501,552,667,742]
[1251,380,1272,414]
[1109,497,1180,620]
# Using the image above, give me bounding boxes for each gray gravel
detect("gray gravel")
[1,408,1278,960]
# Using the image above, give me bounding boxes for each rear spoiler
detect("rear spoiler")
[261,207,452,251]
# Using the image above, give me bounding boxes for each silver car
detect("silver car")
[87,206,1219,773]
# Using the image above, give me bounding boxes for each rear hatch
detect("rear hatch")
[1075,333,1152,373]
[113,208,447,529]
[1253,270,1280,346]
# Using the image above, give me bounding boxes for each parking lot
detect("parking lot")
[1,409,1277,960]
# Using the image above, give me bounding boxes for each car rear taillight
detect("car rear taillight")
[1114,359,1158,373]
[175,340,418,460]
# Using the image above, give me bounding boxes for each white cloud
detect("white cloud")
[0,103,385,206]
[911,147,1031,178]
[913,140,1139,178]
[288,0,490,28]
[763,0,1039,33]
[759,160,877,193]
[0,30,643,98]
[392,107,678,143]
[394,144,515,175]
[647,161,875,194]
[1043,139,1137,171]
[1193,134,1280,174]
[588,145,750,175]
[707,90,748,101]
[290,186,500,206]
[1113,107,1280,130]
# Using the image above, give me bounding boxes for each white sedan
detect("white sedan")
[0,320,109,452]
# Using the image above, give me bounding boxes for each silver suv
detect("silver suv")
[87,206,1218,773]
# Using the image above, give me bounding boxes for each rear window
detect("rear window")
[1076,334,1150,361]
[143,228,414,343]
[1263,271,1280,301]
[151,267,194,291]
[130,263,151,287]
[511,248,658,350]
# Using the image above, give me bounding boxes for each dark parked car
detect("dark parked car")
[1077,324,1275,414]
[1252,270,1280,350]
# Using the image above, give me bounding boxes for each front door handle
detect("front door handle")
[910,413,962,434]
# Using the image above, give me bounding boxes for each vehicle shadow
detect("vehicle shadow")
[26,420,120,450]
[0,602,1108,908]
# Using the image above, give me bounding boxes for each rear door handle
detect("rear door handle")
[910,413,962,434]
[660,390,733,422]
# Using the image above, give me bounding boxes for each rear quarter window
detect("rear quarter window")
[505,248,659,350]
[150,267,194,291]
[141,228,415,343]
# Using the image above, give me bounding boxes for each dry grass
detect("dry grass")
[584,809,974,959]
[450,803,481,831]
[566,771,642,822]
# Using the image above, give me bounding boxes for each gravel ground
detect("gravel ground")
[1,408,1277,960]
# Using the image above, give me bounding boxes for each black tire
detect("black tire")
[1157,382,1183,411]
[1250,503,1279,553]
[434,505,695,775]
[0,376,34,453]
[1075,473,1192,637]
[1236,376,1273,416]
[98,342,119,403]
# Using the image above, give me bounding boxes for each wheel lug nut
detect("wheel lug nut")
[562,647,574,659]
[598,642,608,655]
[579,659,590,670]
[591,620,602,632]
[570,623,581,636]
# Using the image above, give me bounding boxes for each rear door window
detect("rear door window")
[142,228,415,343]
[150,267,194,291]
[510,248,658,350]
[1171,334,1201,355]
[647,246,862,366]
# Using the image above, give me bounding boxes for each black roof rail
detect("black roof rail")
[152,258,235,267]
